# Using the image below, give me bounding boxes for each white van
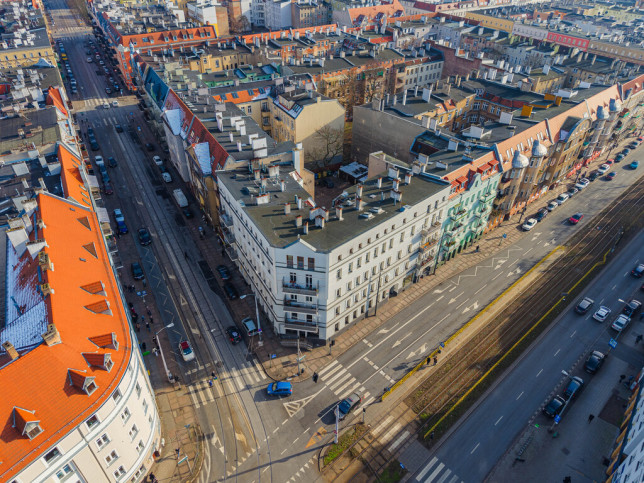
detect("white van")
[556,193,569,205]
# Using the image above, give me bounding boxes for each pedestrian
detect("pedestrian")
[146,322,150,332]
[146,306,152,316]
[131,284,135,292]
[141,315,145,324]
[211,371,218,380]
[149,316,154,325]
[588,414,595,423]
[430,431,435,440]
[475,245,480,252]
[636,334,643,344]
[433,356,438,366]
[135,323,140,332]
[133,314,138,323]
[208,379,213,387]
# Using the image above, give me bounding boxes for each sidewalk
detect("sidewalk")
[186,134,638,384]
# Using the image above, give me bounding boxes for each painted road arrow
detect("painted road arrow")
[462,301,480,314]
[449,292,464,304]
[507,267,521,277]
[406,343,428,360]
[494,259,507,270]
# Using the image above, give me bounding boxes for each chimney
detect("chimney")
[237,141,242,152]
[357,184,363,197]
[404,173,412,184]
[285,203,291,214]
[403,89,408,105]
[414,85,419,97]
[295,215,303,227]
[356,198,363,210]
[41,324,61,346]
[303,222,309,234]
[297,196,302,210]
[280,180,286,191]
[336,206,343,220]
[393,178,400,190]
[377,177,382,188]
[261,178,267,189]
[229,132,234,143]
[2,341,19,361]
[317,216,325,228]
[323,209,329,221]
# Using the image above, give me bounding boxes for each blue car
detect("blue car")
[267,381,292,397]
[631,161,639,169]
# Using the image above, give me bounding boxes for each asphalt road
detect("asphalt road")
[405,227,644,483]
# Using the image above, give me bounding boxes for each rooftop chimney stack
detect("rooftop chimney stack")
[336,206,343,220]
[323,209,329,221]
[393,178,400,190]
[285,203,291,214]
[377,177,382,188]
[357,184,363,198]
[356,198,363,211]
[280,180,286,191]
[303,222,309,234]
[2,341,19,361]
[295,215,303,227]
[404,173,412,184]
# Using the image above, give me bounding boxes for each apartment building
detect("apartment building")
[217,151,450,341]
[265,0,292,30]
[292,0,331,29]
[186,0,230,36]
[399,48,444,91]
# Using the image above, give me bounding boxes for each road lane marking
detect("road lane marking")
[435,469,453,483]
[492,272,502,281]
[495,416,503,426]
[524,247,533,255]
[455,299,468,310]
[471,443,480,454]
[554,349,561,357]
[536,369,543,378]
[282,419,288,426]
[382,423,402,442]
[416,457,437,481]
[516,391,524,400]
[333,377,356,395]
[273,428,278,434]
[320,363,343,381]
[474,285,486,295]
[329,373,352,391]
[338,381,362,400]
[436,295,444,301]
[449,286,457,292]
[325,368,350,387]
[570,330,577,338]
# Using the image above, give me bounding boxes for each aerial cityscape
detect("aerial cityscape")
[0,0,643,481]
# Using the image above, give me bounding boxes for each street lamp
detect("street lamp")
[240,294,261,341]
[155,323,175,383]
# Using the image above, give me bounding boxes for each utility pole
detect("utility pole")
[297,337,301,376]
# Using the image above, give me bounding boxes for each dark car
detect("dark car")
[103,182,113,195]
[223,282,239,300]
[217,265,232,281]
[131,262,144,280]
[183,207,194,219]
[535,208,548,222]
[584,351,605,374]
[588,171,599,182]
[267,381,293,397]
[145,143,155,152]
[569,213,584,224]
[115,123,123,133]
[108,157,117,168]
[622,148,631,155]
[543,395,566,417]
[226,326,242,344]
[337,393,362,420]
[138,228,152,246]
[623,300,642,317]
[90,140,100,151]
[632,264,644,278]
[563,376,584,400]
[606,172,617,180]
[575,297,594,314]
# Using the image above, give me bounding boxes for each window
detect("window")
[336,269,342,280]
[55,464,74,482]
[114,466,126,480]
[289,272,296,284]
[136,439,145,453]
[143,399,148,415]
[130,465,146,482]
[86,415,99,429]
[44,447,62,465]
[128,424,139,440]
[348,262,353,273]
[286,255,293,268]
[135,382,141,398]
[308,257,315,270]
[120,407,131,424]
[96,433,110,449]
[297,256,304,269]
[112,389,122,403]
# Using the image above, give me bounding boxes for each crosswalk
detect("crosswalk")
[187,360,267,409]
[317,360,374,407]
[414,456,464,483]
[371,415,410,453]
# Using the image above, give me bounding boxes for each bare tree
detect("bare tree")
[229,15,251,33]
[308,126,344,167]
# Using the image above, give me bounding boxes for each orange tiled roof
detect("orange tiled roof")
[0,193,131,481]
[45,88,68,117]
[57,144,92,208]
[212,87,268,104]
[348,0,404,22]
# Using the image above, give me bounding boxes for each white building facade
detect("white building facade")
[264,0,292,30]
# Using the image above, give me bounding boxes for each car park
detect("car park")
[563,376,584,400]
[242,317,260,337]
[569,213,584,224]
[522,218,537,231]
[631,161,639,169]
[226,326,242,344]
[547,201,558,212]
[179,340,195,362]
[267,382,293,397]
[584,351,605,374]
[535,208,548,222]
[593,306,611,322]
[337,393,362,420]
[597,164,610,174]
[138,228,152,246]
[223,282,239,299]
[162,172,172,183]
[153,156,163,166]
[611,314,631,332]
[543,395,565,417]
[217,265,231,280]
[131,262,144,280]
[575,297,594,314]
[623,300,642,317]
[632,264,644,278]
[606,172,617,180]
[556,193,569,205]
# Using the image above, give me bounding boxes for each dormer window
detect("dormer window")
[68,369,98,396]
[13,407,43,440]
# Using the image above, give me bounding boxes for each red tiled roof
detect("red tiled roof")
[57,144,91,208]
[348,0,404,22]
[46,88,68,117]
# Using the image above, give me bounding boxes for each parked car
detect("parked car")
[242,317,261,337]
[563,376,584,400]
[632,264,644,278]
[556,193,569,205]
[179,340,195,362]
[138,227,152,246]
[103,182,113,195]
[216,265,231,280]
[131,262,144,280]
[223,282,239,299]
[103,102,110,109]
[576,178,589,188]
[107,156,117,168]
[569,213,584,225]
[226,326,242,344]
[337,393,362,420]
[153,155,163,166]
[611,314,631,332]
[145,143,155,152]
[161,172,172,183]
[267,381,293,397]
[112,100,119,107]
[585,351,605,374]
[606,172,617,180]
[597,164,610,174]
[90,140,99,151]
[547,201,559,212]
[622,148,631,155]
[543,395,566,417]
[575,297,594,314]
[113,208,128,234]
[588,171,599,182]
[623,300,642,317]
[535,208,549,222]
[630,161,639,169]
[593,306,611,322]
[522,218,537,231]
[566,187,579,198]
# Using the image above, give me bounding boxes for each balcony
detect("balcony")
[420,238,439,252]
[284,318,319,333]
[450,207,467,222]
[450,222,463,232]
[222,230,236,245]
[282,281,318,296]
[479,190,495,203]
[221,213,234,228]
[284,300,319,315]
[420,221,442,238]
